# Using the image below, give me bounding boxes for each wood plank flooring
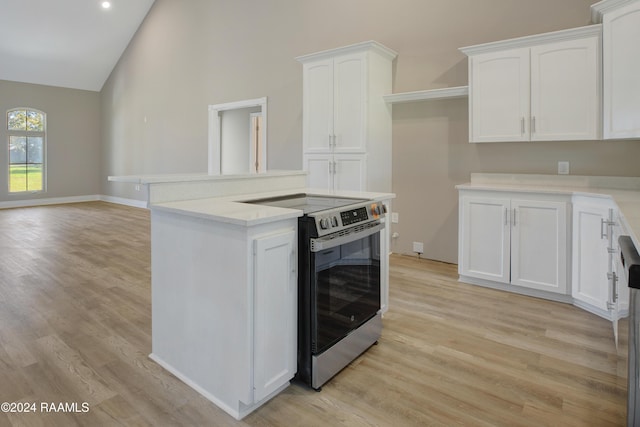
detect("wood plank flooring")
[0,202,628,426]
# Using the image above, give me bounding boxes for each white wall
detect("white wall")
[100,0,640,263]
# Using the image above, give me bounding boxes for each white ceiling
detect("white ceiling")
[0,0,155,92]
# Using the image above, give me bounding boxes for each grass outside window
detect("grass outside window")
[9,164,43,193]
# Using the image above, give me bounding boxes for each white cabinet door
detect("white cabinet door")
[572,203,610,311]
[303,59,334,153]
[603,1,640,139]
[304,155,332,189]
[511,199,567,294]
[304,154,365,191]
[333,154,366,192]
[469,48,530,142]
[253,230,296,403]
[333,52,367,152]
[530,36,600,141]
[459,196,511,283]
[613,221,630,315]
[302,52,367,153]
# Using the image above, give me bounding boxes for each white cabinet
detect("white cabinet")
[150,209,298,420]
[611,212,630,346]
[253,230,296,402]
[459,196,511,283]
[572,200,613,313]
[612,212,630,316]
[510,199,568,293]
[303,153,366,192]
[599,0,640,139]
[466,49,530,142]
[298,41,396,192]
[572,196,629,346]
[530,38,600,141]
[459,192,569,295]
[302,54,367,153]
[461,25,601,143]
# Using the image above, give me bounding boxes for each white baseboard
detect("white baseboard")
[0,194,148,210]
[0,195,100,209]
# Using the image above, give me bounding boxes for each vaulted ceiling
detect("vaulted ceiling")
[0,0,155,92]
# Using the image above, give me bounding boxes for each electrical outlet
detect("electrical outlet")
[135,184,141,191]
[391,212,399,223]
[413,242,424,254]
[558,161,570,175]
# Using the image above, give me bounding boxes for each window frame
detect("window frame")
[7,108,47,194]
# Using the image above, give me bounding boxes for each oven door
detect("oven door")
[310,222,383,354]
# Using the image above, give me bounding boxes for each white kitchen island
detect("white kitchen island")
[150,197,300,420]
[109,171,394,420]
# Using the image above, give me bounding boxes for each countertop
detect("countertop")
[456,173,640,250]
[108,170,307,184]
[150,187,396,227]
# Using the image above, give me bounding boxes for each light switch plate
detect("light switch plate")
[558,161,570,175]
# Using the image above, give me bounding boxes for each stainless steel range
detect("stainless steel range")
[620,236,640,426]
[246,193,387,390]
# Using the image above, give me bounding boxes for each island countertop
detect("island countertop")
[150,187,396,227]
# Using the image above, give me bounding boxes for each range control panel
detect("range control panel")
[341,207,369,226]
[311,202,387,236]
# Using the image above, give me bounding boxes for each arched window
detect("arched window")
[7,108,46,193]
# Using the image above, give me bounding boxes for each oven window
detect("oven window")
[313,233,381,353]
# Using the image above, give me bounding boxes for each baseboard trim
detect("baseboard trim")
[0,195,148,210]
[0,195,100,209]
[458,275,573,304]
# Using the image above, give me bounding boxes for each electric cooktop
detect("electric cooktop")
[243,193,368,214]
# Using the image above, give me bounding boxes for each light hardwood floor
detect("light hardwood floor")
[0,202,628,426]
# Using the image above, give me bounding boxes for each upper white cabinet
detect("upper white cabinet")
[593,0,640,139]
[302,54,367,153]
[458,191,569,296]
[466,48,530,142]
[297,41,396,192]
[460,26,601,143]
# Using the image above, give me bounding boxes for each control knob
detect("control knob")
[331,216,339,227]
[319,218,330,229]
[372,203,388,215]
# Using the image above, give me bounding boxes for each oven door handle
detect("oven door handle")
[310,223,384,252]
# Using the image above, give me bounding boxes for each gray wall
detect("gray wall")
[100,0,640,263]
[0,80,101,202]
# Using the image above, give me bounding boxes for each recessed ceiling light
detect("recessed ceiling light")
[101,1,111,9]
